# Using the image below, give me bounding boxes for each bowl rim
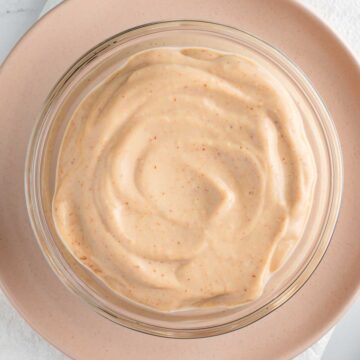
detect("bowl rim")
[24,19,344,338]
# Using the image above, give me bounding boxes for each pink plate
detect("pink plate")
[0,0,359,359]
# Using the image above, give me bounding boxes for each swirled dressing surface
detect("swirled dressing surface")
[53,48,316,310]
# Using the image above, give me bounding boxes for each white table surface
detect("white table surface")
[0,0,359,359]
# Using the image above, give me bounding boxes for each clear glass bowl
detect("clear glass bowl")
[25,20,343,338]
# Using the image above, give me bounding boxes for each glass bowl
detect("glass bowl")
[25,20,343,338]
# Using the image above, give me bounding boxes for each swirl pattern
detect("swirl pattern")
[53,48,316,310]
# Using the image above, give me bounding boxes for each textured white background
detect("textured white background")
[0,0,359,359]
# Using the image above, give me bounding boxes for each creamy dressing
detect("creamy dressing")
[53,48,316,310]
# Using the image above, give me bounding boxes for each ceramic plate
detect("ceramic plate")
[0,1,359,359]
